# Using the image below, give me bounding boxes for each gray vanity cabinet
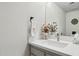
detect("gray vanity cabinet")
[30,46,44,56]
[30,45,61,56]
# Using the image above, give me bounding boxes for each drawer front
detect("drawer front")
[31,46,44,56]
[31,54,35,56]
[46,53,60,56]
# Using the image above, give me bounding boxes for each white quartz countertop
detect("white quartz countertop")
[29,37,79,56]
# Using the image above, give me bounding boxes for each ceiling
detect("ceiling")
[55,2,79,12]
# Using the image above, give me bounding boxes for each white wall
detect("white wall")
[66,10,79,35]
[46,3,66,35]
[0,2,30,56]
[0,2,45,56]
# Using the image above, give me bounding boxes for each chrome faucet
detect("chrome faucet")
[56,33,60,41]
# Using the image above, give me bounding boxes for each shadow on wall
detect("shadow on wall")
[23,17,33,56]
[23,43,30,56]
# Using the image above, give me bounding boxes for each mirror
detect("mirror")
[44,2,79,36]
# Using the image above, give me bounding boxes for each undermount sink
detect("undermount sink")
[41,40,68,48]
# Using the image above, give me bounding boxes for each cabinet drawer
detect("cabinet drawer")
[31,54,35,56]
[46,52,61,56]
[31,46,44,56]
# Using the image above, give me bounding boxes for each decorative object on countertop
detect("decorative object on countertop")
[40,22,58,39]
[40,24,50,39]
[72,31,76,36]
[41,22,57,34]
[49,22,58,35]
[73,33,79,44]
[41,24,49,33]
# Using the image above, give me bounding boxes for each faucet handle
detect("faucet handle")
[57,33,60,36]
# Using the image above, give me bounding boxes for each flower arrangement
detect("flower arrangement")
[50,22,57,32]
[41,22,57,34]
[41,24,49,33]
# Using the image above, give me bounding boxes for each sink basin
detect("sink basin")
[42,40,68,48]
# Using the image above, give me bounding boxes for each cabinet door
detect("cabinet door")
[31,46,44,56]
[31,53,36,56]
